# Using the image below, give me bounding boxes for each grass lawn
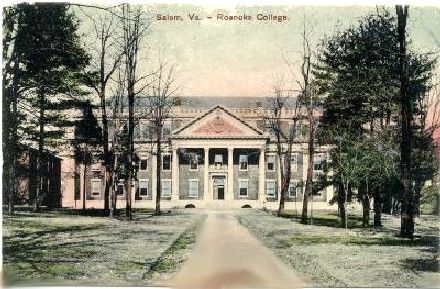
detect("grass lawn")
[237,209,439,288]
[2,209,204,286]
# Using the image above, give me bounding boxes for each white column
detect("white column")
[227,148,234,201]
[204,147,209,200]
[171,147,178,201]
[258,147,265,203]
[152,152,157,203]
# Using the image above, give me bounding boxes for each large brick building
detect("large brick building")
[60,97,335,210]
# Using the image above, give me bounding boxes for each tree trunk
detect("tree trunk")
[125,92,134,220]
[396,5,414,239]
[109,125,119,218]
[7,56,20,215]
[278,140,293,217]
[373,193,382,227]
[101,90,111,214]
[110,152,118,218]
[155,125,162,216]
[301,111,314,224]
[35,89,44,212]
[361,193,370,228]
[337,182,346,227]
[82,160,87,211]
[344,180,349,229]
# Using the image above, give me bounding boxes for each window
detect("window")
[314,153,325,171]
[162,154,171,171]
[289,180,302,198]
[239,179,249,197]
[162,179,172,197]
[141,123,150,139]
[291,153,300,172]
[214,154,223,165]
[190,154,198,171]
[266,180,276,197]
[91,179,101,197]
[117,180,125,196]
[295,124,309,139]
[139,179,149,196]
[189,179,198,197]
[139,159,148,171]
[267,155,275,171]
[162,126,171,138]
[239,154,248,171]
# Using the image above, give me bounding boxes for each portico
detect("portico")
[162,105,269,208]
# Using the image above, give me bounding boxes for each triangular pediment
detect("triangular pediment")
[173,106,264,138]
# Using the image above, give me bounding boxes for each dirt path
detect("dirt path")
[169,210,304,289]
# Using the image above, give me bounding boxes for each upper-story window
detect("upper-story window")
[239,154,248,171]
[291,153,300,172]
[267,155,275,172]
[139,159,148,171]
[141,123,150,139]
[162,126,171,138]
[162,154,171,171]
[313,153,326,172]
[190,154,198,171]
[214,154,223,168]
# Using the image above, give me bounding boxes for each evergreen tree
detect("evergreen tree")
[315,8,435,230]
[11,3,90,210]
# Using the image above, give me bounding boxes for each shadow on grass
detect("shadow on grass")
[4,207,157,218]
[279,211,365,229]
[288,234,439,247]
[401,258,439,273]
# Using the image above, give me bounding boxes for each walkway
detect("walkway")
[170,210,304,289]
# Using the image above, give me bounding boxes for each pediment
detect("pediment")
[173,106,263,138]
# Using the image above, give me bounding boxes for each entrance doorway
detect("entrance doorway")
[212,175,226,200]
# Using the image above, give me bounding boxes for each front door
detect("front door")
[217,185,225,200]
[212,175,226,200]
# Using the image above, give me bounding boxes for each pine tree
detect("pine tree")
[315,8,435,230]
[11,3,90,211]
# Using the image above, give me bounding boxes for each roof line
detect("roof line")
[172,105,264,135]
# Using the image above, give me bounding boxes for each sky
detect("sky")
[106,4,439,97]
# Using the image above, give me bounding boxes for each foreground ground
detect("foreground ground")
[2,210,203,286]
[170,211,304,288]
[237,209,440,288]
[3,208,439,288]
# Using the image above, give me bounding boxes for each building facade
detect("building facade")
[60,97,335,210]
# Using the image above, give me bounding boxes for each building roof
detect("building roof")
[178,96,270,109]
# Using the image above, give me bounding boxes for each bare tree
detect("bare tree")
[264,81,300,216]
[81,7,123,214]
[120,4,151,220]
[297,22,318,225]
[109,68,126,217]
[147,56,178,216]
